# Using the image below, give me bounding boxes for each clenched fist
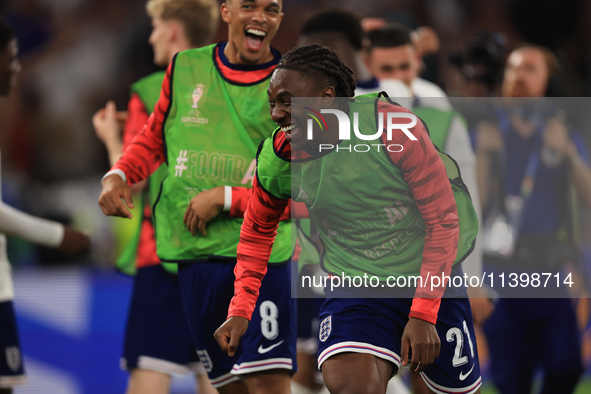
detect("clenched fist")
[214,316,249,357]
[58,226,91,256]
[98,174,135,219]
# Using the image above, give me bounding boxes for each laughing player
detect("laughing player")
[98,1,296,393]
[215,44,483,394]
[93,1,219,393]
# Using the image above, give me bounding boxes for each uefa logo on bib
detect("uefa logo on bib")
[319,316,332,342]
[182,84,210,126]
[191,84,206,109]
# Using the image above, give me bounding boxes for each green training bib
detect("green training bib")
[257,94,478,280]
[115,71,171,275]
[154,45,291,263]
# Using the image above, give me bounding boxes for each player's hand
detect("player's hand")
[401,317,440,372]
[58,226,91,256]
[183,186,224,237]
[467,286,495,325]
[93,101,122,147]
[98,174,134,219]
[543,117,576,160]
[413,26,440,56]
[214,316,249,357]
[116,111,128,130]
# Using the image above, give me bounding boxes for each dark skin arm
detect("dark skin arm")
[58,226,91,256]
[215,313,441,374]
[214,316,249,357]
[183,186,224,237]
[401,317,441,372]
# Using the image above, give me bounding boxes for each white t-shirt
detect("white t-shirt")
[355,78,414,110]
[0,152,64,302]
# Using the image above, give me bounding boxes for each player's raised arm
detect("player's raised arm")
[214,176,288,356]
[98,60,172,219]
[92,100,128,167]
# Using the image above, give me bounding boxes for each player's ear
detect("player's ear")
[275,0,284,23]
[415,51,423,66]
[321,86,336,98]
[221,2,231,24]
[321,86,336,108]
[167,20,181,43]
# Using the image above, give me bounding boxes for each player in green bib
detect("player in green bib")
[98,1,296,393]
[216,44,483,394]
[363,24,493,393]
[93,1,219,393]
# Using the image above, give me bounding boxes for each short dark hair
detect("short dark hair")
[365,23,413,51]
[276,44,356,104]
[0,19,14,51]
[300,8,364,51]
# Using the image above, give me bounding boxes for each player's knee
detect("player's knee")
[217,380,248,394]
[324,375,385,394]
[196,373,219,394]
[245,370,291,394]
[322,353,392,394]
[126,369,171,394]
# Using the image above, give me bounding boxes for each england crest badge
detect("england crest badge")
[319,316,332,342]
[5,346,21,372]
[196,349,213,373]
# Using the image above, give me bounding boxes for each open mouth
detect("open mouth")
[245,28,266,51]
[281,123,300,138]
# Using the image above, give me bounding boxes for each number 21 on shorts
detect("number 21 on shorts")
[446,320,475,367]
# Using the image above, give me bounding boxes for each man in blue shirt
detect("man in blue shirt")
[473,44,591,394]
